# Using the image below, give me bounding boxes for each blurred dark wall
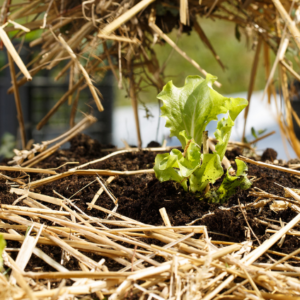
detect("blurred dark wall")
[0,43,113,149]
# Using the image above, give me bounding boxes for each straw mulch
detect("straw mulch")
[3,0,300,299]
[2,0,300,151]
[2,142,300,300]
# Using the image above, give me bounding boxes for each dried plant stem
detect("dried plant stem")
[36,59,99,130]
[118,42,122,88]
[27,168,154,188]
[245,213,300,265]
[263,41,272,104]
[280,59,300,82]
[7,51,26,149]
[104,41,119,82]
[148,14,221,88]
[31,281,107,298]
[70,147,171,171]
[24,271,133,280]
[159,207,173,231]
[272,0,300,50]
[248,130,276,145]
[239,156,300,176]
[0,205,69,215]
[261,35,289,102]
[128,58,142,148]
[68,62,74,105]
[242,36,262,141]
[7,64,43,94]
[0,26,31,80]
[193,18,225,70]
[88,176,115,210]
[100,0,156,35]
[23,115,96,167]
[180,0,189,25]
[99,33,140,44]
[5,252,37,300]
[202,131,208,154]
[36,76,85,130]
[0,165,56,174]
[70,88,81,128]
[58,34,104,112]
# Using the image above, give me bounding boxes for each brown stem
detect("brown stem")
[202,131,208,154]
[127,59,142,148]
[7,52,26,149]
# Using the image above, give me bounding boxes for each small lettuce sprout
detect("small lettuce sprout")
[154,74,252,203]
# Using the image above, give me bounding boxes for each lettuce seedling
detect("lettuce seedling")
[154,74,252,203]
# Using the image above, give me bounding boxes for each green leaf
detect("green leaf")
[0,235,6,271]
[257,128,267,135]
[190,153,224,193]
[159,150,181,170]
[214,159,252,203]
[154,73,249,201]
[215,115,235,161]
[224,97,248,121]
[160,144,201,178]
[158,74,247,148]
[154,153,188,191]
[251,127,258,139]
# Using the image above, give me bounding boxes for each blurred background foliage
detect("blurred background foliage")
[116,17,273,107]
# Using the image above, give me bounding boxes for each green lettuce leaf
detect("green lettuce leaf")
[154,73,250,202]
[154,153,188,191]
[157,74,248,148]
[190,153,223,193]
[214,115,235,161]
[213,159,252,203]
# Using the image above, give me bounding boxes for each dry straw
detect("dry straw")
[2,0,300,299]
[2,0,300,153]
[1,142,300,299]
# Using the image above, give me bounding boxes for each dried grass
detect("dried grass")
[0,143,300,299]
[2,1,300,299]
[2,0,300,154]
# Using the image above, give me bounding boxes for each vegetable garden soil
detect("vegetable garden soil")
[1,133,300,273]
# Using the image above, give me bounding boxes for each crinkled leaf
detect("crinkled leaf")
[236,159,250,177]
[214,159,252,203]
[154,153,188,191]
[179,131,201,163]
[159,145,201,178]
[214,115,235,161]
[0,235,6,270]
[158,74,248,148]
[159,149,181,170]
[190,153,224,193]
[224,97,248,121]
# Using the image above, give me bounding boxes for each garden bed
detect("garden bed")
[1,134,300,299]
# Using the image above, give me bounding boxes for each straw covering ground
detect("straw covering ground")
[0,134,300,299]
[3,0,300,299]
[2,0,300,151]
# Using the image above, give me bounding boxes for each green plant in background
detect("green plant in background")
[0,133,16,158]
[154,74,252,203]
[243,127,267,147]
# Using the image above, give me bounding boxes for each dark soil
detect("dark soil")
[1,133,300,272]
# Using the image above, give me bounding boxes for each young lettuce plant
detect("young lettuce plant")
[154,74,252,203]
